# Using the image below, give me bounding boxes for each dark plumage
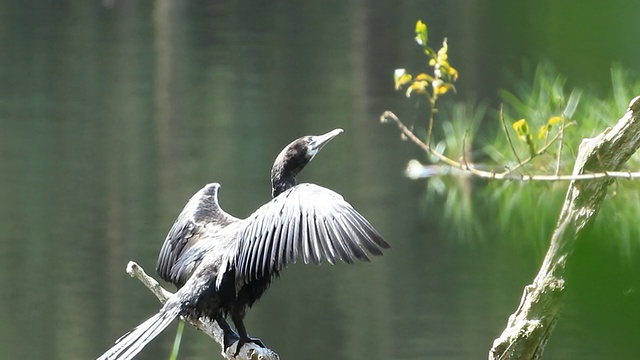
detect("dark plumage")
[97,129,389,360]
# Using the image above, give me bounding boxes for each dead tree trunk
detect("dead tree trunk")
[489,95,640,359]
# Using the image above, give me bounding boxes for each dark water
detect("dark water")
[1,1,639,359]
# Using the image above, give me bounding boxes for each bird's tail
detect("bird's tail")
[97,303,181,360]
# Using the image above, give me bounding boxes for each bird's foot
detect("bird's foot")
[233,336,266,357]
[216,316,241,350]
[223,331,240,351]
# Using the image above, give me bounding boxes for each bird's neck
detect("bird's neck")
[271,168,296,197]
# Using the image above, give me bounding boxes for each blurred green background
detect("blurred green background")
[1,1,639,359]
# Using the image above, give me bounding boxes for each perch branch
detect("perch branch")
[488,95,640,359]
[125,261,280,360]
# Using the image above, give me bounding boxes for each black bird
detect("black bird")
[97,129,389,360]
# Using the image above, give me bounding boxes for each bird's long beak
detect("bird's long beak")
[311,128,344,151]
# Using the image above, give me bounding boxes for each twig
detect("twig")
[461,128,469,165]
[426,94,437,149]
[500,104,524,171]
[126,261,280,360]
[497,121,574,177]
[381,110,640,182]
[126,261,172,302]
[555,118,565,175]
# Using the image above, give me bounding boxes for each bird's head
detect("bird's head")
[271,128,343,197]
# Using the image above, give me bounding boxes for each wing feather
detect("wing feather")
[309,211,323,265]
[294,210,304,263]
[324,216,353,264]
[341,209,387,255]
[334,214,370,262]
[352,210,390,249]
[276,206,290,267]
[247,216,260,279]
[240,214,258,275]
[285,205,298,265]
[315,217,336,265]
[259,217,276,277]
[255,214,270,277]
[269,221,285,274]
[156,183,237,287]
[300,206,310,264]
[236,183,387,282]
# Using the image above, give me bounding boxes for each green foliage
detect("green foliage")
[414,20,428,49]
[392,20,640,252]
[422,99,489,240]
[467,65,640,251]
[169,321,185,360]
[394,20,458,100]
[512,118,536,155]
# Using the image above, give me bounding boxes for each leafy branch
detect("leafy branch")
[385,18,640,360]
[490,95,640,360]
[385,20,640,183]
[394,20,458,148]
[381,110,640,182]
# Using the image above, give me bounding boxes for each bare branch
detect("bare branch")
[381,110,640,182]
[554,118,566,176]
[126,261,172,302]
[426,98,436,149]
[500,104,524,175]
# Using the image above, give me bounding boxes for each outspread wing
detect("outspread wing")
[235,183,389,282]
[156,183,237,287]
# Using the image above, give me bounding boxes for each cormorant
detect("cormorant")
[97,128,389,360]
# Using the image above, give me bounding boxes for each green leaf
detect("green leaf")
[538,124,549,139]
[512,118,530,141]
[415,20,428,47]
[415,73,434,82]
[547,116,563,125]
[424,47,436,58]
[562,89,582,118]
[526,134,536,155]
[432,80,453,95]
[512,118,536,154]
[406,80,428,98]
[394,69,413,90]
[442,64,459,81]
[169,321,185,360]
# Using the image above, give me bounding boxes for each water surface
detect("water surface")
[1,1,639,359]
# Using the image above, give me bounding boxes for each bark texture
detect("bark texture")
[489,96,640,359]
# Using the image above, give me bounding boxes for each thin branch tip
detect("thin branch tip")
[380,110,399,124]
[126,261,139,276]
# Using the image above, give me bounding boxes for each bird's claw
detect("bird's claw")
[233,337,266,357]
[223,331,240,351]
